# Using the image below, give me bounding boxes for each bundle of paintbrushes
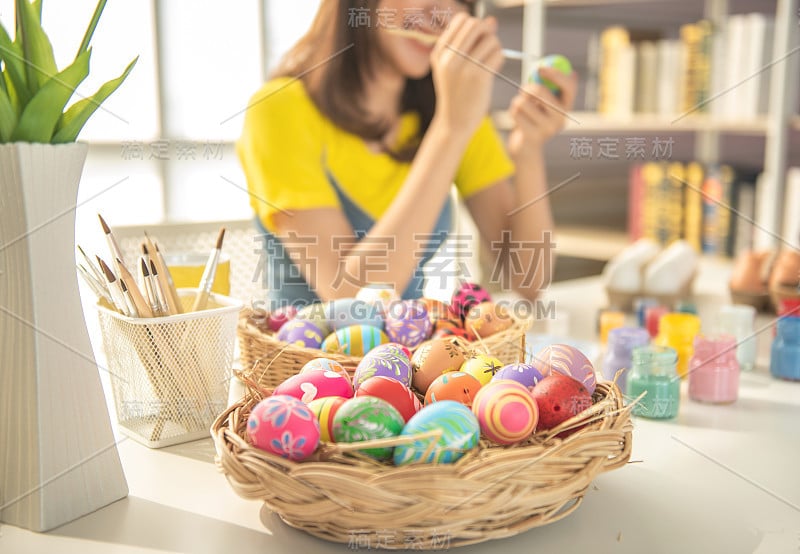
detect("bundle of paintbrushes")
[84,216,240,447]
[77,215,226,318]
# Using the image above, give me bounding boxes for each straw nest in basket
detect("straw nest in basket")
[212,368,634,550]
[237,308,532,390]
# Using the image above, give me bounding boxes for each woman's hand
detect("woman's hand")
[507,68,578,159]
[430,13,504,137]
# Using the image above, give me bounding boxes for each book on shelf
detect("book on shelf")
[590,13,773,119]
[628,161,766,257]
[783,168,800,250]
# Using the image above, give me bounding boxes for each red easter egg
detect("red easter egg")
[355,376,422,422]
[531,373,593,437]
[425,371,483,407]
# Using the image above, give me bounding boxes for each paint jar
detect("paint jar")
[627,345,680,419]
[688,334,739,404]
[717,305,757,371]
[656,313,701,379]
[602,327,651,393]
[770,316,800,381]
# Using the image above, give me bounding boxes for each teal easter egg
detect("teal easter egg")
[321,325,388,356]
[394,400,480,465]
[324,298,384,331]
[529,54,573,95]
[332,396,405,459]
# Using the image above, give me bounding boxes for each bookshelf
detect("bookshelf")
[487,0,800,258]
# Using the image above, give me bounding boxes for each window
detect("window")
[1,0,320,250]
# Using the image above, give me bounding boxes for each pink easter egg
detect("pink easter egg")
[247,395,320,461]
[268,305,298,332]
[301,357,353,386]
[450,282,492,321]
[530,344,597,394]
[471,380,539,445]
[274,370,354,403]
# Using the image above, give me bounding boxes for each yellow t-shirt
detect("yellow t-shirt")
[237,77,515,232]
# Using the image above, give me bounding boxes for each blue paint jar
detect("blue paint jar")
[770,316,800,381]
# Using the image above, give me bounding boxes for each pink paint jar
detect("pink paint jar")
[688,334,740,404]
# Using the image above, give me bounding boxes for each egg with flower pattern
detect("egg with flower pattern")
[393,401,480,465]
[530,344,597,394]
[353,343,412,389]
[276,319,324,349]
[332,397,405,460]
[411,337,469,393]
[247,395,320,461]
[384,299,432,348]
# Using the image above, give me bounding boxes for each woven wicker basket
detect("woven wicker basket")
[238,309,532,390]
[212,379,633,550]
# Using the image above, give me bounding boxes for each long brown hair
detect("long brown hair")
[272,0,475,162]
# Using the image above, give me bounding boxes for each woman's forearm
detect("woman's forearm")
[508,147,555,299]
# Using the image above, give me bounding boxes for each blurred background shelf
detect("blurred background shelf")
[555,225,630,261]
[493,111,770,135]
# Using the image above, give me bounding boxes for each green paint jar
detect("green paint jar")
[628,345,680,419]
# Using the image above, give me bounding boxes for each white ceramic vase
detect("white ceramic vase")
[0,142,128,532]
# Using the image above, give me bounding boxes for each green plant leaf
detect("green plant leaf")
[16,0,58,92]
[11,48,90,143]
[53,55,137,143]
[33,0,43,21]
[0,86,17,142]
[0,21,31,107]
[76,0,107,57]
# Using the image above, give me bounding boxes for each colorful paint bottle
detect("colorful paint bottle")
[634,298,659,328]
[627,345,680,419]
[656,313,701,378]
[599,310,626,344]
[645,305,669,338]
[717,305,757,372]
[602,327,651,393]
[771,316,800,381]
[688,334,739,404]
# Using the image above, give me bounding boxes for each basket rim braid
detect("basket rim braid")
[212,380,634,550]
[237,308,532,390]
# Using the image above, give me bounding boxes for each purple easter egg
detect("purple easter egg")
[385,300,433,348]
[530,344,597,394]
[277,319,324,349]
[353,343,413,389]
[450,282,492,321]
[492,363,546,391]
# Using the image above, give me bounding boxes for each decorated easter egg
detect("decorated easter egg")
[247,395,320,461]
[531,344,597,393]
[464,302,513,340]
[492,363,546,391]
[450,282,492,321]
[529,54,573,95]
[300,358,353,386]
[411,337,469,393]
[472,380,538,445]
[425,372,482,406]
[294,303,331,336]
[277,319,324,349]
[461,355,504,386]
[332,397,405,460]
[274,370,354,403]
[354,343,412,389]
[394,401,480,465]
[321,324,389,356]
[355,376,421,422]
[356,284,399,315]
[433,315,464,334]
[531,373,592,436]
[324,298,383,331]
[384,299,432,348]
[268,305,298,332]
[419,298,451,323]
[307,396,347,442]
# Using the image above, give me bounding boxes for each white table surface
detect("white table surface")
[5,258,800,554]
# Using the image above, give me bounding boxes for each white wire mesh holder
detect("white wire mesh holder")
[96,289,243,448]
